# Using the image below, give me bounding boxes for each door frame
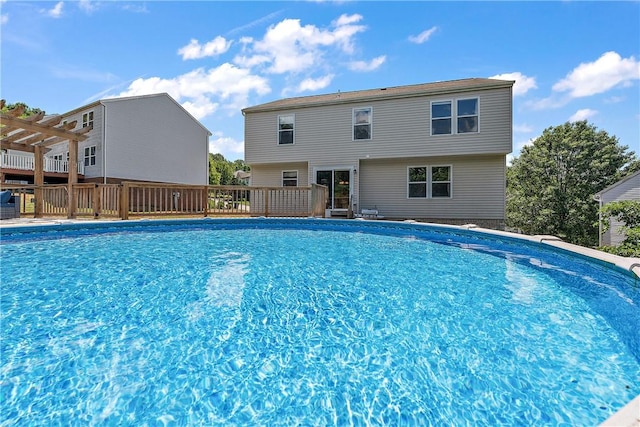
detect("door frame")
[312,165,356,211]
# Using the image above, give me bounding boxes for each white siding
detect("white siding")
[55,106,105,179]
[102,95,209,185]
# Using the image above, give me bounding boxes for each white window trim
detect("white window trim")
[430,164,453,198]
[456,98,480,134]
[282,170,298,187]
[84,145,96,167]
[407,165,428,199]
[352,106,373,141]
[430,98,479,136]
[82,111,94,129]
[430,100,453,136]
[406,165,453,199]
[277,114,295,146]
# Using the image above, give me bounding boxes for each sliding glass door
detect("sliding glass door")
[316,169,351,209]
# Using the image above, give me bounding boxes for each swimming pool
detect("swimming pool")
[1,218,638,425]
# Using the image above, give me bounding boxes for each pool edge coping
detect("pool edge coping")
[1,216,639,279]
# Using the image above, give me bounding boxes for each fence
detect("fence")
[0,182,328,220]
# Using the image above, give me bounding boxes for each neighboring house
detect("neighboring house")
[243,78,514,228]
[594,171,640,247]
[2,93,211,185]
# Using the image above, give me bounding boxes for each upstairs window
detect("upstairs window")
[278,115,294,145]
[431,101,452,135]
[457,98,478,133]
[82,111,94,129]
[282,170,298,186]
[84,146,96,167]
[431,98,479,135]
[353,107,372,140]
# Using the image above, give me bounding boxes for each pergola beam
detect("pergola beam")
[1,100,91,219]
[0,114,85,141]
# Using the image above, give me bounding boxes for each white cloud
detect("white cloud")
[116,63,271,119]
[295,74,334,93]
[604,95,625,104]
[1,14,8,25]
[182,98,219,120]
[513,124,533,133]
[78,0,98,14]
[569,108,598,122]
[238,14,367,74]
[489,72,537,96]
[348,55,386,72]
[208,133,244,158]
[553,51,640,98]
[408,26,438,44]
[524,95,570,111]
[47,2,64,18]
[178,36,232,60]
[121,3,149,13]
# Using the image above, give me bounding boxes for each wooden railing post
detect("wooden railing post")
[93,184,100,218]
[202,186,209,217]
[264,189,269,217]
[67,139,78,219]
[33,146,44,218]
[120,182,130,220]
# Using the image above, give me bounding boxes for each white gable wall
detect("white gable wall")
[101,95,209,185]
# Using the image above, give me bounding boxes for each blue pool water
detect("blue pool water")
[1,219,638,426]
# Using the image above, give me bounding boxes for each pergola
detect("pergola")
[0,99,91,216]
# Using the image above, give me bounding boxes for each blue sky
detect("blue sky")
[1,1,639,162]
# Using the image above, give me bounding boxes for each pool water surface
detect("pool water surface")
[1,219,638,425]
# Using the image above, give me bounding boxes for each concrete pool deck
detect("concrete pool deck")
[1,216,639,426]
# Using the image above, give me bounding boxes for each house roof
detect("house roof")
[595,170,640,196]
[61,93,212,136]
[242,78,515,114]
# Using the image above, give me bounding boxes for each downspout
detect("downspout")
[102,103,107,184]
[593,194,602,247]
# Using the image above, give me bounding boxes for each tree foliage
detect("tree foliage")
[208,153,250,185]
[507,121,636,247]
[1,102,45,118]
[598,200,640,257]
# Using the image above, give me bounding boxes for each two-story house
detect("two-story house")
[2,93,211,185]
[242,78,515,228]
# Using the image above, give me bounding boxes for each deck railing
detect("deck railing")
[1,153,84,175]
[0,182,328,220]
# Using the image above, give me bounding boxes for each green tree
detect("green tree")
[599,200,640,257]
[1,102,45,118]
[507,121,636,247]
[208,153,250,185]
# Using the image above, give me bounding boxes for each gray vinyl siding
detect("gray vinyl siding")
[249,163,311,215]
[358,155,506,221]
[245,87,512,165]
[598,172,640,246]
[250,163,310,187]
